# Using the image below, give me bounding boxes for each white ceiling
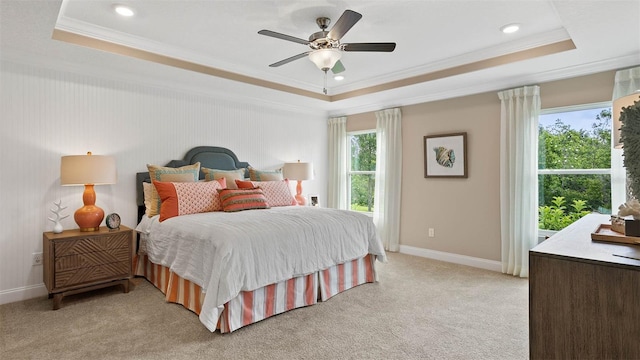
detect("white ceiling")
[1,0,639,115]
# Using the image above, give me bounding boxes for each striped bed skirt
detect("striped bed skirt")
[133,254,377,333]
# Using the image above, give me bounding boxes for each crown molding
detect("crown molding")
[0,47,329,117]
[54,17,322,93]
[332,28,573,94]
[328,55,640,117]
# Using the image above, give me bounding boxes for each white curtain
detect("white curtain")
[374,108,402,252]
[498,86,540,277]
[327,116,348,210]
[612,67,640,207]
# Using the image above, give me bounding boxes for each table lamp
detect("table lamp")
[283,160,314,206]
[60,152,116,231]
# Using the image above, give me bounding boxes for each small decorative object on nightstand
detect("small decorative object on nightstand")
[48,200,68,234]
[105,213,121,231]
[43,226,135,310]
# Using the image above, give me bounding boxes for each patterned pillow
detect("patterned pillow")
[153,178,226,222]
[217,188,269,212]
[235,179,297,207]
[248,166,283,181]
[145,163,201,217]
[202,167,245,189]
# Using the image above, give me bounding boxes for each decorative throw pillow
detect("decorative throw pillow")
[235,179,297,207]
[202,167,245,189]
[153,178,226,222]
[217,188,269,212]
[248,166,283,181]
[145,163,201,217]
[142,182,157,216]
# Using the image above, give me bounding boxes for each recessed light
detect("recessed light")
[334,75,345,81]
[500,23,520,34]
[114,4,134,17]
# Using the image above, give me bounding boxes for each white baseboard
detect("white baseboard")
[399,245,502,272]
[0,283,47,305]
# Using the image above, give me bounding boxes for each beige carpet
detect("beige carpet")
[0,253,528,360]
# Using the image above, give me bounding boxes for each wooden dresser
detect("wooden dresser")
[529,214,640,359]
[43,226,135,310]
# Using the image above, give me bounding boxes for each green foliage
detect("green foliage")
[539,196,591,231]
[620,99,640,197]
[538,108,612,229]
[350,133,376,212]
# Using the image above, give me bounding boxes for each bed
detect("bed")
[134,146,386,333]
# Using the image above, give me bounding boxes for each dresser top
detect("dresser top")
[531,213,640,269]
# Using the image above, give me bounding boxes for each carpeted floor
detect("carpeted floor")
[0,252,529,360]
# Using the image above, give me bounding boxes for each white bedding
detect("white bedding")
[136,206,386,331]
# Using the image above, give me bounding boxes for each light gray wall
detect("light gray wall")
[0,59,328,303]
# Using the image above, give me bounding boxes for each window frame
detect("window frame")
[539,101,612,175]
[347,129,376,214]
[537,101,617,232]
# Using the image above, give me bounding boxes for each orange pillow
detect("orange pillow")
[235,179,297,206]
[145,162,201,217]
[217,188,269,212]
[153,178,226,221]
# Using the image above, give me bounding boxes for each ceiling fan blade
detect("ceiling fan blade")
[331,60,346,74]
[343,42,396,52]
[269,52,311,67]
[327,10,362,40]
[258,30,309,45]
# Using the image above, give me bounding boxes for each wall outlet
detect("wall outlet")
[32,252,43,266]
[428,228,435,238]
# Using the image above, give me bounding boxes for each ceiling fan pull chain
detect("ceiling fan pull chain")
[323,69,328,95]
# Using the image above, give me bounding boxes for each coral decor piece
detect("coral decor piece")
[48,200,69,233]
[618,198,640,220]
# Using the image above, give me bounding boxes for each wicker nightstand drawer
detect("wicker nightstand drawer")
[54,247,131,272]
[43,226,135,310]
[54,259,131,288]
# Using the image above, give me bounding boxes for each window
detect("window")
[348,131,376,212]
[538,103,612,231]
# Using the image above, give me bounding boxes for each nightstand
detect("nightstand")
[43,226,135,310]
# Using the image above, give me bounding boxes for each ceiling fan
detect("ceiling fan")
[258,9,396,93]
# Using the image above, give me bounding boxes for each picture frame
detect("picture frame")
[309,194,320,207]
[424,132,468,178]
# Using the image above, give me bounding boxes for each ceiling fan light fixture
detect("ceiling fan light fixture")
[309,48,342,71]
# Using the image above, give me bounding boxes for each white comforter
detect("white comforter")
[136,206,386,331]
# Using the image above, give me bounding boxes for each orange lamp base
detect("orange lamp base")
[295,180,307,206]
[75,205,104,231]
[74,184,104,231]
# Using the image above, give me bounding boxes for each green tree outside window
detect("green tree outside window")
[538,108,612,230]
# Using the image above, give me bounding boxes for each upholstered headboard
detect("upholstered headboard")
[136,146,250,221]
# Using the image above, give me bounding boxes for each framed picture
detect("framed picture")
[424,132,468,178]
[309,194,320,207]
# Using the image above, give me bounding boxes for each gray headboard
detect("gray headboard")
[136,146,250,221]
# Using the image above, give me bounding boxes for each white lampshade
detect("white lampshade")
[613,92,640,148]
[61,152,117,185]
[308,49,342,71]
[283,161,314,181]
